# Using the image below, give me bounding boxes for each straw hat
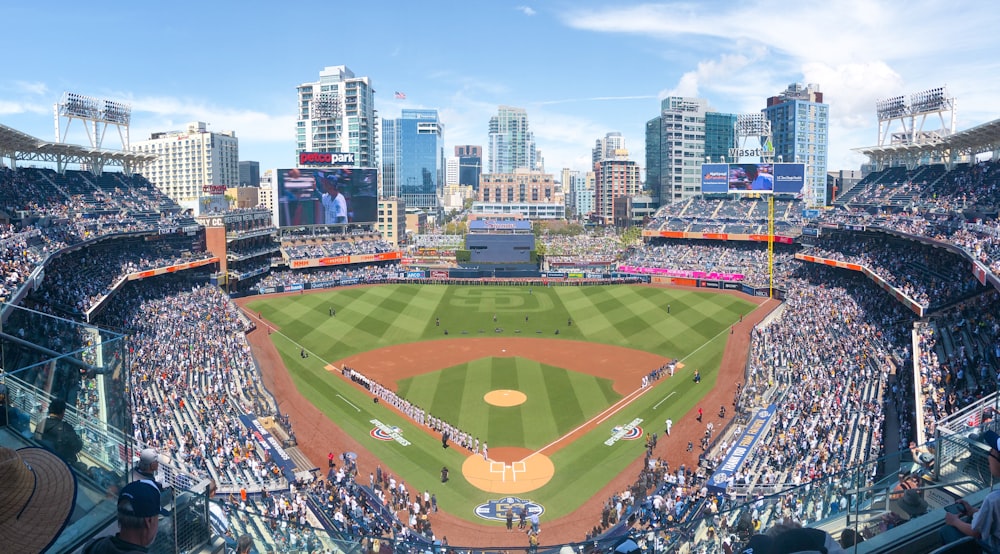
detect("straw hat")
[0,446,77,553]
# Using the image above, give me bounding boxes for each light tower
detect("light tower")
[876,86,956,148]
[310,91,343,151]
[54,92,133,175]
[734,113,777,297]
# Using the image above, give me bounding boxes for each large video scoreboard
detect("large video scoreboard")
[701,163,805,195]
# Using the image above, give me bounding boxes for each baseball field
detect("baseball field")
[246,284,756,526]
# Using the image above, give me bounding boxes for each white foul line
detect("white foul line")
[653,391,676,410]
[337,395,361,412]
[529,300,773,461]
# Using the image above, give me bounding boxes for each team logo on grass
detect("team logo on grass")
[369,419,410,446]
[474,496,544,521]
[605,418,644,446]
[370,427,397,441]
[611,425,643,440]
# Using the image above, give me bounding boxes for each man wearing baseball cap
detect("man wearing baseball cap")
[941,430,1000,551]
[131,448,162,488]
[83,479,161,553]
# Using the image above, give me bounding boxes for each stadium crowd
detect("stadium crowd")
[914,290,1000,442]
[253,263,400,292]
[283,236,393,260]
[801,233,984,308]
[539,228,626,267]
[622,240,796,286]
[93,279,286,494]
[6,155,1000,553]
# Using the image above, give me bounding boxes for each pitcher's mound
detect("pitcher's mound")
[484,389,527,407]
[462,449,554,494]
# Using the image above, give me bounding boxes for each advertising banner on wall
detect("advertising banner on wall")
[773,163,806,194]
[701,163,730,194]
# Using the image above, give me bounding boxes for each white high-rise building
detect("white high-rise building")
[645,97,711,204]
[592,132,625,165]
[445,157,460,186]
[487,106,539,174]
[130,121,238,214]
[297,65,377,169]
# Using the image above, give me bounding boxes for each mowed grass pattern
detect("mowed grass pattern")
[396,356,619,450]
[250,284,749,362]
[247,284,755,522]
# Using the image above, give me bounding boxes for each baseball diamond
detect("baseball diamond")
[242,283,772,546]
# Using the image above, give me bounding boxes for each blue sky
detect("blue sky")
[1,1,997,178]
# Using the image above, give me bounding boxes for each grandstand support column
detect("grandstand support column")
[768,195,774,298]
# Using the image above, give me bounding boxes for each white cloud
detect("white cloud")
[516,6,536,16]
[664,48,768,99]
[0,100,49,116]
[14,81,48,96]
[800,61,904,131]
[560,1,1000,170]
[125,95,295,143]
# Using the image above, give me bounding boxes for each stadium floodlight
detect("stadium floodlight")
[102,99,132,125]
[910,86,949,114]
[736,113,770,138]
[60,92,101,119]
[312,92,341,120]
[875,96,908,120]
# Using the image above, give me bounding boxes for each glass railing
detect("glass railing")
[1,302,134,551]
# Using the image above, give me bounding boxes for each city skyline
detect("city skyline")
[0,1,996,178]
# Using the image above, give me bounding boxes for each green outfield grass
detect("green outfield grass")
[247,284,755,524]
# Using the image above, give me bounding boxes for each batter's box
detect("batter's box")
[462,452,555,493]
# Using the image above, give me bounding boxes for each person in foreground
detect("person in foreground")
[0,446,77,553]
[739,518,846,554]
[940,430,1000,552]
[84,479,161,553]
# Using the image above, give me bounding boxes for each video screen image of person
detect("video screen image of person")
[749,164,774,191]
[317,169,351,224]
[279,168,322,226]
[728,164,773,191]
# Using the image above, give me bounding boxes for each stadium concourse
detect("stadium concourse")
[0,150,999,552]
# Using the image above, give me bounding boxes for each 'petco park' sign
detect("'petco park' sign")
[299,151,355,166]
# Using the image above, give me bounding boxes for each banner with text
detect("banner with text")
[289,250,401,269]
[708,405,776,491]
[238,415,297,482]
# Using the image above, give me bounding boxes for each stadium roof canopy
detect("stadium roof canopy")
[0,122,156,175]
[854,117,1000,171]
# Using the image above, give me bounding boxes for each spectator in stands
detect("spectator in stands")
[34,398,83,466]
[940,430,1000,551]
[83,479,162,553]
[131,448,161,486]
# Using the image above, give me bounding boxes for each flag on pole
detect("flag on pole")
[394,91,406,100]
